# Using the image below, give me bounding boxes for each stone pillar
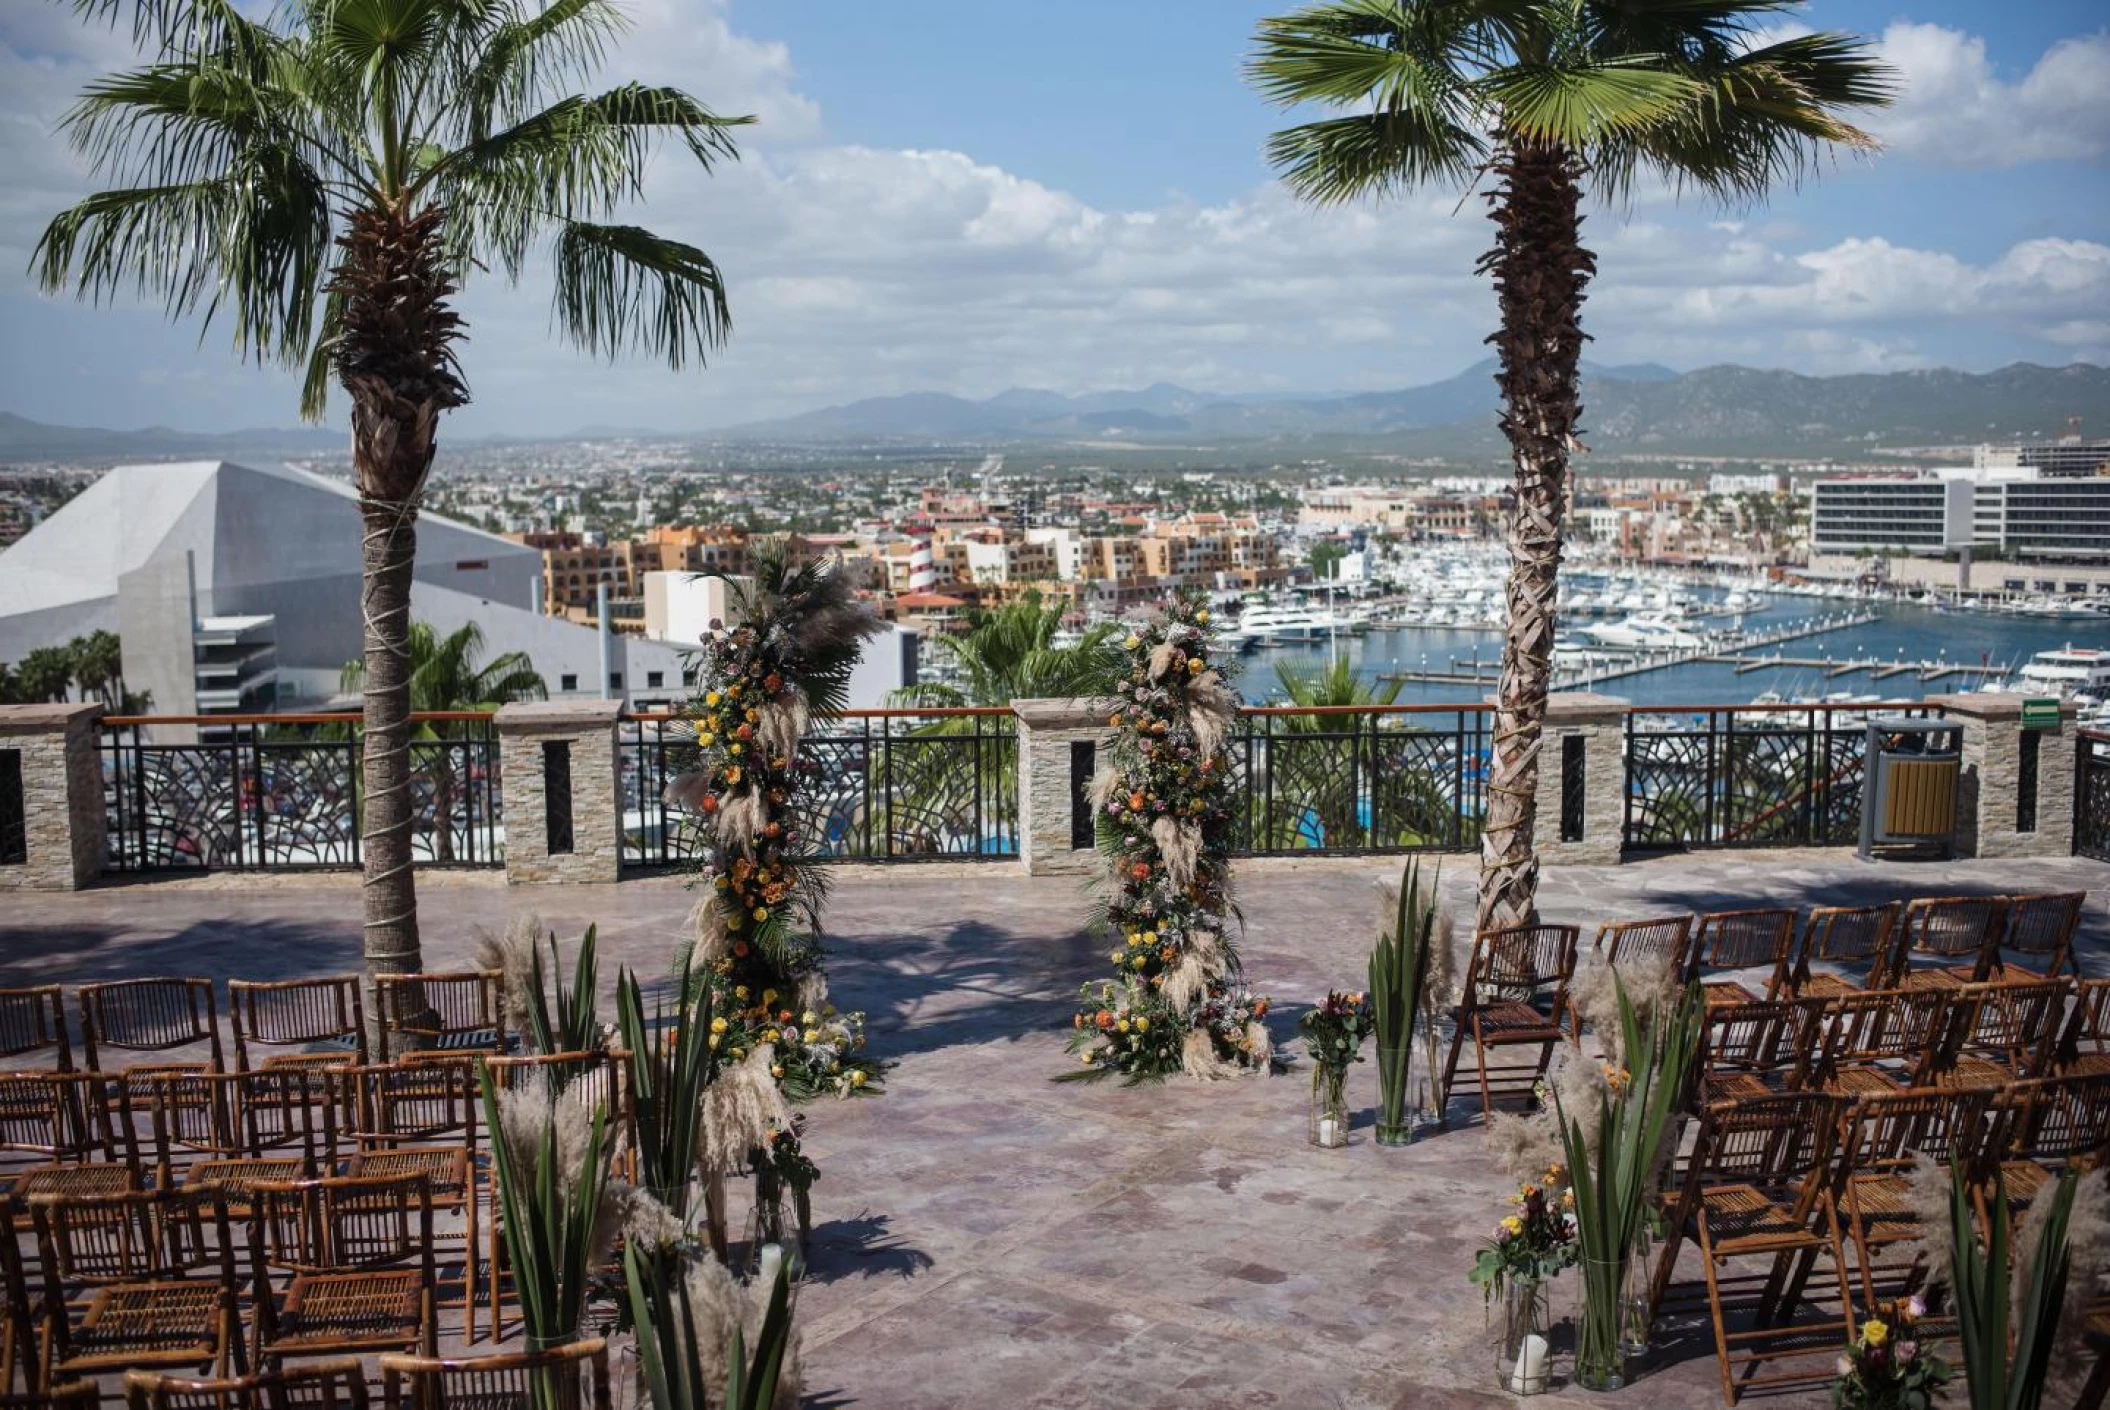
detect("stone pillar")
[495,700,623,884]
[1013,697,1116,877]
[1933,692,2078,859]
[1526,692,1628,866]
[0,703,107,892]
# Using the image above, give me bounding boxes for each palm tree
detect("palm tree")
[15,646,81,704]
[890,589,1124,708]
[39,0,745,978]
[341,621,545,862]
[69,631,126,710]
[1248,0,1890,928]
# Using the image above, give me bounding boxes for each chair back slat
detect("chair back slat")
[230,977,368,1070]
[1898,895,2005,980]
[1812,988,1956,1087]
[1949,980,2067,1074]
[0,986,73,1069]
[374,974,501,1059]
[80,979,224,1072]
[2011,1073,2110,1164]
[379,1339,611,1410]
[248,1173,432,1276]
[1682,1092,1846,1228]
[1701,999,1821,1094]
[1469,924,1579,1011]
[1839,1088,1993,1177]
[0,1072,117,1163]
[30,1188,233,1288]
[1594,915,1693,972]
[1997,892,2084,977]
[1795,903,1899,989]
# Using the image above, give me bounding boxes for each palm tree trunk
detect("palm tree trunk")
[1477,138,1595,934]
[356,479,424,981]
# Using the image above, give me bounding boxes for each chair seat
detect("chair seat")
[347,1146,469,1194]
[7,1163,137,1199]
[1702,981,1760,1009]
[1705,1072,1780,1103]
[184,1157,308,1194]
[1697,1185,1820,1251]
[1794,973,1861,999]
[272,1270,425,1351]
[1930,1057,2014,1091]
[1843,1173,1926,1236]
[2066,1052,2110,1076]
[61,1281,224,1371]
[1896,968,1965,991]
[1825,1066,1902,1097]
[1467,1000,1563,1042]
[1998,1159,2056,1207]
[259,1051,357,1073]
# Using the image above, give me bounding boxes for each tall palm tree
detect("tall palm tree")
[341,620,545,862]
[1248,0,1890,928]
[39,0,745,979]
[890,589,1124,708]
[70,630,126,710]
[14,646,81,704]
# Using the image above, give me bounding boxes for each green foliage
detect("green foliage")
[617,955,718,1217]
[525,923,600,1059]
[623,1247,795,1410]
[477,1064,612,1347]
[1951,1165,2075,1410]
[341,620,545,735]
[1369,858,1435,1137]
[889,588,1123,708]
[1270,654,1404,711]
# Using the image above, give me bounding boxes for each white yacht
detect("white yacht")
[1580,613,1707,651]
[1235,602,1343,646]
[2016,646,2110,699]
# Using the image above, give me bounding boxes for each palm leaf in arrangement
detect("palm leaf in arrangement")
[1369,858,1435,1142]
[1951,1164,2076,1410]
[617,957,717,1217]
[525,922,600,1061]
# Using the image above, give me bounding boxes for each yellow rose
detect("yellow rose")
[753,906,769,921]
[1197,609,1210,623]
[1861,1319,1888,1348]
[698,731,715,746]
[709,1017,728,1034]
[1124,634,1141,649]
[1501,1216,1523,1236]
[762,1028,779,1043]
[1115,1019,1131,1033]
[802,1010,818,1024]
[734,986,749,999]
[1134,1017,1149,1032]
[1080,1052,1097,1066]
[762,989,777,1004]
[1188,658,1203,673]
[706,1034,721,1049]
[771,1064,785,1078]
[1141,931,1158,945]
[850,1070,867,1087]
[1126,934,1142,948]
[705,691,721,706]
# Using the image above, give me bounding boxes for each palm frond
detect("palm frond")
[552,221,731,370]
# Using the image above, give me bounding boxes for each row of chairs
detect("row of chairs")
[1654,1076,2110,1405]
[1439,891,2088,1114]
[1,972,508,1076]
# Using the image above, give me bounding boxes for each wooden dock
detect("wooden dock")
[1376,611,1884,690]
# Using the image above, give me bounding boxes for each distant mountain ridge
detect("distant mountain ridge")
[0,410,347,463]
[719,360,2109,455]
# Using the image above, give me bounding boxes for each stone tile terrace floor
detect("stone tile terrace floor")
[7,849,2110,1409]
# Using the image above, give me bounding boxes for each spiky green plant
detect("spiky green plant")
[525,923,601,1061]
[1951,1164,2076,1410]
[617,955,718,1218]
[624,1249,795,1410]
[1369,857,1436,1144]
[1556,973,1705,1387]
[479,1068,612,1357]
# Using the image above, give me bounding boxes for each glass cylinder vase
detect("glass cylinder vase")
[1493,1280,1553,1396]
[1575,1253,1632,1392]
[1621,1231,1655,1358]
[1308,1063,1350,1148]
[1372,1045,1414,1146]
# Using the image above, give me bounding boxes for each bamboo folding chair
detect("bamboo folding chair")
[2057,978,2110,1076]
[0,988,73,1072]
[476,1051,622,1341]
[1787,903,1899,999]
[27,1188,241,1390]
[1804,988,1962,1097]
[228,978,368,1073]
[1980,892,2085,981]
[372,974,502,1060]
[1834,1087,1994,1310]
[380,1338,612,1410]
[0,1072,140,1201]
[78,980,225,1080]
[1,1383,95,1410]
[332,1063,479,1337]
[1688,909,1799,1007]
[1990,1073,2110,1217]
[1892,896,2006,990]
[1928,980,2069,1091]
[1440,924,1579,1118]
[247,1173,438,1362]
[1592,914,1694,971]
[133,1071,335,1203]
[124,1359,368,1410]
[1698,999,1825,1106]
[1651,1091,1855,1407]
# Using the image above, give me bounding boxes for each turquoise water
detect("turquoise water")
[1237,595,2107,708]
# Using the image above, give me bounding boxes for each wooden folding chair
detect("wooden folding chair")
[78,980,224,1079]
[1592,914,1694,971]
[134,1072,334,1202]
[1786,903,1899,999]
[1440,924,1579,1118]
[0,988,73,1072]
[1930,980,2069,1090]
[373,973,502,1060]
[28,1188,241,1390]
[1991,1073,2110,1217]
[1699,999,1824,1106]
[1689,909,1799,1007]
[1893,896,2006,990]
[333,1063,479,1338]
[380,1338,612,1410]
[124,1359,367,1410]
[1981,892,2084,981]
[248,1173,437,1362]
[2057,978,2110,1076]
[2,1382,95,1410]
[1804,988,1959,1097]
[0,1072,140,1201]
[1834,1087,1993,1310]
[229,978,368,1073]
[1651,1091,1855,1407]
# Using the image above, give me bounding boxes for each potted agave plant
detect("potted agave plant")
[1369,859,1438,1146]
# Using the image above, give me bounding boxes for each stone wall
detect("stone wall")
[0,703,106,891]
[494,700,623,884]
[1935,692,2078,859]
[1528,693,1628,866]
[1013,698,1115,877]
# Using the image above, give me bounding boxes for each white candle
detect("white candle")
[758,1242,784,1285]
[1317,1117,1342,1146]
[1510,1333,1548,1394]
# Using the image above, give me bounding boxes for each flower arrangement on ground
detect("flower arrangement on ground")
[1471,1172,1579,1302]
[1300,990,1373,1147]
[1830,1295,1950,1410]
[1063,592,1270,1083]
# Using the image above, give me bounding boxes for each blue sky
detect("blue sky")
[0,0,2106,435]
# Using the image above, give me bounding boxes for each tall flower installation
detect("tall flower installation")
[1065,592,1271,1082]
[665,541,886,1099]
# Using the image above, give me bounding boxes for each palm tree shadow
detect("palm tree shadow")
[802,1211,936,1286]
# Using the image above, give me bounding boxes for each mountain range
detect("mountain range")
[718,360,2110,456]
[3,360,2106,463]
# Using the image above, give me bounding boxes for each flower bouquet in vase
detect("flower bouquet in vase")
[1298,990,1373,1148]
[1830,1295,1951,1410]
[1555,973,1704,1392]
[1470,1175,1578,1394]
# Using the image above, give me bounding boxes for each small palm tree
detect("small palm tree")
[342,621,545,862]
[891,589,1124,708]
[1270,654,1403,714]
[69,631,127,710]
[39,0,745,979]
[1249,0,1890,928]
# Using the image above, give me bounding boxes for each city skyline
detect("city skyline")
[1,0,2106,438]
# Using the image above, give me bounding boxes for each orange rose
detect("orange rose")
[1130,862,1151,881]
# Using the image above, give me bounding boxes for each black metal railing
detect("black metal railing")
[1227,705,1490,855]
[2077,731,2110,862]
[1623,703,1943,851]
[618,709,1019,869]
[99,713,503,873]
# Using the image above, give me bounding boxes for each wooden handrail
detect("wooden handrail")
[102,710,495,726]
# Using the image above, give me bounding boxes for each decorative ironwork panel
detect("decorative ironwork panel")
[253,742,358,866]
[409,737,503,866]
[1229,710,1487,856]
[2078,735,2110,862]
[1624,719,1713,848]
[114,742,250,868]
[790,732,873,859]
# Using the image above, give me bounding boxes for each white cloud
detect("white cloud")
[1872,22,2110,167]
